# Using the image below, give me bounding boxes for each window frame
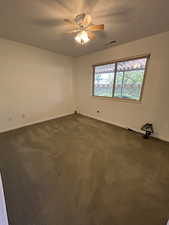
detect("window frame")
[92,54,150,102]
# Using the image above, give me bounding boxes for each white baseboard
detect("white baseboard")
[0,112,73,134]
[1,111,168,143]
[80,113,169,143]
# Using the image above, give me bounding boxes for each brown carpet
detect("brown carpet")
[0,114,169,225]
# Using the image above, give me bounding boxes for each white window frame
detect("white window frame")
[92,54,150,102]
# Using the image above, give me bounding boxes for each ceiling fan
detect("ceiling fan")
[64,13,104,45]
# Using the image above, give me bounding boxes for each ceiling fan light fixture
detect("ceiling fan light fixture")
[65,13,104,46]
[75,31,90,45]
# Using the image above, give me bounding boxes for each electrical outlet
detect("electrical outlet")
[8,117,12,122]
[21,114,25,119]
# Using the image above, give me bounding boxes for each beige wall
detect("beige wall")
[0,32,169,142]
[75,31,169,142]
[0,38,75,132]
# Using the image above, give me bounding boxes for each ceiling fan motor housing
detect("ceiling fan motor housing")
[75,13,86,25]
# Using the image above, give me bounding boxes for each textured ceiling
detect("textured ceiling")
[0,0,169,56]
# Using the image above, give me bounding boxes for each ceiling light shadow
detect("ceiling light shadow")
[32,18,64,27]
[95,6,133,23]
[80,0,100,14]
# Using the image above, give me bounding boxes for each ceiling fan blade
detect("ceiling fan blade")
[65,29,79,34]
[87,24,104,31]
[83,14,92,26]
[64,19,74,24]
[87,31,96,40]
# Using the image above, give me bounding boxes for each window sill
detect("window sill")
[92,95,142,104]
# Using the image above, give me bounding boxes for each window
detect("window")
[93,55,150,101]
